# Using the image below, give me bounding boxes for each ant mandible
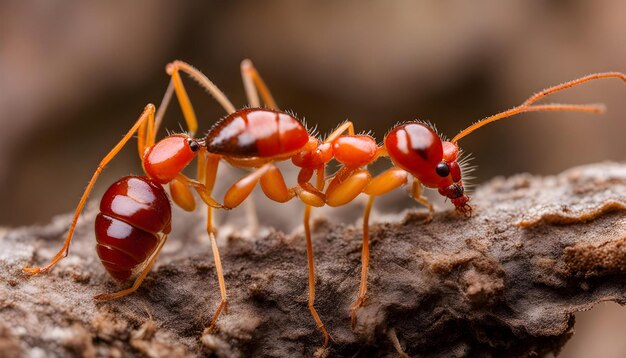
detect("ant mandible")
[314,72,625,327]
[21,60,356,346]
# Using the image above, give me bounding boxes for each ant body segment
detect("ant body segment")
[20,60,625,348]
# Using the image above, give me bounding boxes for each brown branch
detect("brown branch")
[1,162,625,357]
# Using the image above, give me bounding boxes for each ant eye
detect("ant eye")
[188,139,200,152]
[435,162,450,177]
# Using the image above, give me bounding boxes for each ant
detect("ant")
[21,60,355,346]
[19,59,625,348]
[314,72,625,327]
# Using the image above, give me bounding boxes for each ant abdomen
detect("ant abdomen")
[95,176,171,281]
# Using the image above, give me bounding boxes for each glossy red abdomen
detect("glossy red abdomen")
[95,176,171,282]
[385,122,445,188]
[205,108,309,158]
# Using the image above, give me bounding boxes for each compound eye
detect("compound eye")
[188,139,200,152]
[435,162,450,177]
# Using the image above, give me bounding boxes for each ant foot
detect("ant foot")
[22,267,44,276]
[207,299,228,333]
[349,297,366,329]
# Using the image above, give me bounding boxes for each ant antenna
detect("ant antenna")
[451,72,626,144]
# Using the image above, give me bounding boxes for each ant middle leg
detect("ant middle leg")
[223,163,297,209]
[325,167,372,207]
[350,168,409,328]
[410,178,435,222]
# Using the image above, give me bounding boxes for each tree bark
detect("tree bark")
[1,162,625,357]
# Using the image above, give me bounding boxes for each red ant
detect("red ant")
[20,60,625,348]
[316,72,626,327]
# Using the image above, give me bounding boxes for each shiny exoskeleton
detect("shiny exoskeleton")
[20,59,626,349]
[95,176,171,282]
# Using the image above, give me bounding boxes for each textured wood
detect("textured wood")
[1,162,625,357]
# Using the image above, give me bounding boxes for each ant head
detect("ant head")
[291,137,333,169]
[437,140,470,212]
[385,123,457,187]
[385,122,471,212]
[143,134,201,184]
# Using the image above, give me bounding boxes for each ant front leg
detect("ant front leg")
[294,167,326,207]
[23,104,157,276]
[325,167,372,207]
[410,178,434,222]
[191,150,228,332]
[350,168,409,328]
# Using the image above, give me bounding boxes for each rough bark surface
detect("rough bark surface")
[1,162,625,357]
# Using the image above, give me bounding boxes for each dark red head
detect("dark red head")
[384,122,471,214]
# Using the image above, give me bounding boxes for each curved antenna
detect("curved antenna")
[452,72,626,144]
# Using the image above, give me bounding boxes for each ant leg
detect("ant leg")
[325,121,355,143]
[94,235,168,300]
[303,167,330,347]
[241,59,278,110]
[169,177,196,212]
[259,166,297,203]
[222,165,270,209]
[294,167,326,207]
[154,77,175,135]
[175,174,223,209]
[168,148,220,215]
[240,59,284,230]
[192,150,228,332]
[23,105,157,275]
[350,168,408,328]
[387,327,410,358]
[164,61,237,137]
[204,153,221,233]
[194,149,221,234]
[207,230,228,332]
[223,163,297,209]
[410,178,434,222]
[325,167,372,207]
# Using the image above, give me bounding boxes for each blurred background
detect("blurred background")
[0,1,625,356]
